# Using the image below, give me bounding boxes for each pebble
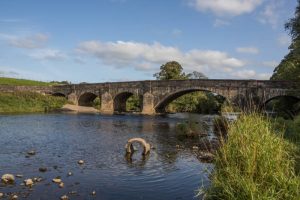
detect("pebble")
[192,146,199,150]
[16,174,23,178]
[1,174,15,184]
[60,195,69,200]
[59,182,64,188]
[11,195,18,200]
[52,178,62,184]
[91,191,96,195]
[24,179,34,186]
[78,160,84,165]
[27,150,36,156]
[39,167,47,172]
[0,193,3,198]
[67,172,73,176]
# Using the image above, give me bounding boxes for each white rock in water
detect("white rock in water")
[52,178,62,184]
[60,195,69,200]
[1,174,15,184]
[91,191,96,195]
[0,193,3,198]
[78,160,84,165]
[24,179,34,186]
[59,182,64,188]
[11,195,18,200]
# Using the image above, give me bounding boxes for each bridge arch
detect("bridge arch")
[154,89,226,113]
[78,92,98,106]
[114,92,142,113]
[51,92,67,98]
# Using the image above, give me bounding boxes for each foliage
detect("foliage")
[0,92,67,113]
[213,116,230,138]
[202,114,300,200]
[176,120,208,139]
[271,1,300,80]
[167,92,224,114]
[153,61,188,80]
[126,95,141,112]
[92,97,101,110]
[187,71,208,79]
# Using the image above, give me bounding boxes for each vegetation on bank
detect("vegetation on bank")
[0,77,70,86]
[202,114,300,200]
[0,92,67,113]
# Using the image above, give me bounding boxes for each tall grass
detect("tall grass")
[0,92,67,113]
[203,114,300,200]
[0,77,53,86]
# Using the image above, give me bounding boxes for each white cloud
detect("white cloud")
[259,0,282,28]
[29,49,66,61]
[2,33,49,49]
[188,0,263,16]
[213,19,230,27]
[231,69,270,79]
[262,60,278,68]
[236,47,259,54]
[277,34,291,47]
[76,40,245,74]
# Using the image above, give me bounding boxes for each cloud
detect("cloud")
[76,40,245,74]
[277,34,291,47]
[259,0,282,28]
[0,33,49,49]
[188,0,263,16]
[236,47,259,54]
[231,69,270,79]
[262,60,278,68]
[213,19,230,27]
[29,49,66,61]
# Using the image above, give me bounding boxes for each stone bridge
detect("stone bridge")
[1,79,299,114]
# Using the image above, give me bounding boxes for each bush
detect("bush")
[202,114,300,200]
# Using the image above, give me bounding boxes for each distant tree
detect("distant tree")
[187,71,208,79]
[154,61,188,80]
[271,0,300,80]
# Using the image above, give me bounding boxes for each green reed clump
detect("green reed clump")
[202,114,300,200]
[0,92,67,113]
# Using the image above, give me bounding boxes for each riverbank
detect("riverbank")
[0,92,67,113]
[202,114,300,199]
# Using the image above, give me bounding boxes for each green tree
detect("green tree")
[187,71,208,79]
[271,0,300,80]
[153,61,188,80]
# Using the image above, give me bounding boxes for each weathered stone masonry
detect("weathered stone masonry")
[1,79,299,114]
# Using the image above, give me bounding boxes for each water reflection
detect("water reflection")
[0,113,213,200]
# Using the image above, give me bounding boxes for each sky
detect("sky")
[0,0,297,83]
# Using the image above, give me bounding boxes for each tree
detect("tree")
[187,71,208,79]
[153,61,188,80]
[271,0,300,80]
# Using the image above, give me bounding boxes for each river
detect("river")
[0,113,215,200]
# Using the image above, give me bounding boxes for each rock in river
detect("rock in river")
[60,195,69,200]
[52,178,62,184]
[24,179,33,187]
[1,174,15,184]
[78,160,84,165]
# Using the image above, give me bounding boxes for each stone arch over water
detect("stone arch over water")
[78,92,98,106]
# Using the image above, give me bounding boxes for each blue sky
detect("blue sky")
[0,0,297,83]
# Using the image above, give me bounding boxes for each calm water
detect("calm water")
[0,113,214,200]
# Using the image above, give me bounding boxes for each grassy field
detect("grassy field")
[0,77,57,86]
[202,114,300,200]
[0,92,67,113]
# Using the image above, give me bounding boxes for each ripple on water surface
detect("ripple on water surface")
[0,113,213,200]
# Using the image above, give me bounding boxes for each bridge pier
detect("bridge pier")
[100,92,114,114]
[142,92,156,115]
[67,93,78,105]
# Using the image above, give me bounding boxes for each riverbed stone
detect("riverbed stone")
[91,191,96,195]
[60,195,69,200]
[67,172,73,176]
[0,193,3,198]
[11,195,18,200]
[52,178,62,184]
[24,179,33,187]
[59,182,64,188]
[39,167,47,172]
[78,160,84,165]
[15,174,23,178]
[1,174,15,184]
[27,150,36,156]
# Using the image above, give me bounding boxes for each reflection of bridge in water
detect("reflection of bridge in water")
[1,79,299,114]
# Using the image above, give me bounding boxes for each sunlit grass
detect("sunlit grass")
[202,114,300,200]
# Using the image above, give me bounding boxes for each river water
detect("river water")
[0,113,215,200]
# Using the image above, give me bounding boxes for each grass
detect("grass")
[0,91,67,113]
[201,114,300,200]
[0,77,57,86]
